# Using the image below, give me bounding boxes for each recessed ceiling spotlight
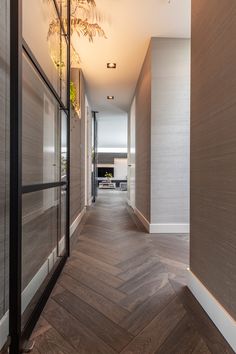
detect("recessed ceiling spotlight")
[107,63,116,69]
[107,96,114,100]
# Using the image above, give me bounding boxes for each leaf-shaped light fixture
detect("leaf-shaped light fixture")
[47,0,107,66]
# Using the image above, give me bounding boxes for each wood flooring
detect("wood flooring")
[30,190,234,354]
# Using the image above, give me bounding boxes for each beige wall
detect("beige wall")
[131,38,190,230]
[135,45,151,221]
[128,98,136,209]
[190,0,236,320]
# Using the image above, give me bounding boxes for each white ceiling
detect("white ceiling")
[73,0,191,118]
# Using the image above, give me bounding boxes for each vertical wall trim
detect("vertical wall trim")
[65,0,71,257]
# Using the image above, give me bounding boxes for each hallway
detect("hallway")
[30,191,233,354]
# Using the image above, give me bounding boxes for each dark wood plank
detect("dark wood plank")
[71,242,120,266]
[118,256,159,281]
[72,250,121,275]
[119,270,169,311]
[43,298,117,354]
[117,249,157,272]
[192,339,212,354]
[59,273,129,323]
[33,327,78,354]
[120,282,175,335]
[120,297,186,354]
[53,289,133,352]
[156,314,210,354]
[118,261,166,294]
[63,264,126,303]
[30,317,51,340]
[66,257,123,288]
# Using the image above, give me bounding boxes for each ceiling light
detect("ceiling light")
[107,96,114,100]
[107,63,116,69]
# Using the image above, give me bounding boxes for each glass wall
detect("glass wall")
[22,54,60,186]
[0,0,10,350]
[22,0,68,106]
[21,0,69,335]
[0,0,69,351]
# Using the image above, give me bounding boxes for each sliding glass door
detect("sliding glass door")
[9,1,70,353]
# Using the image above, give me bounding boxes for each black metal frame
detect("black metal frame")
[9,0,71,353]
[22,40,68,113]
[92,111,98,203]
[66,0,71,258]
[22,182,67,194]
[9,0,22,352]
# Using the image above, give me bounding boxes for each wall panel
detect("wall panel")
[191,0,236,319]
[151,38,190,226]
[135,45,151,221]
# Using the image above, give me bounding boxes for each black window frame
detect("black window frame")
[9,1,71,353]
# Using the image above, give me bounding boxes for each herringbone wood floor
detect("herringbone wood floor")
[30,190,234,354]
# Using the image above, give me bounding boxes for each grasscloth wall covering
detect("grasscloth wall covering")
[133,38,190,229]
[191,0,236,319]
[70,69,86,226]
[151,38,190,225]
[135,45,151,221]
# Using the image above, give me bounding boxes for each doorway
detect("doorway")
[95,114,128,197]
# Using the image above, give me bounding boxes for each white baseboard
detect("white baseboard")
[134,207,150,232]
[70,207,86,237]
[21,261,49,314]
[187,269,236,353]
[0,256,51,350]
[149,223,189,234]
[0,311,9,350]
[133,207,189,234]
